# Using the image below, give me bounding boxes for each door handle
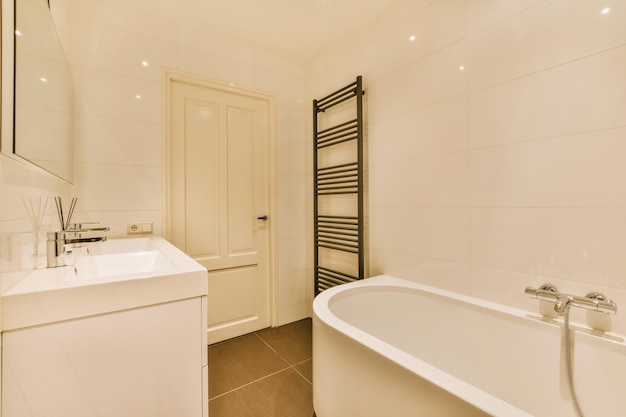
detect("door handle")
[257,215,269,221]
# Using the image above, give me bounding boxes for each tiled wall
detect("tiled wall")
[310,0,626,334]
[68,0,311,325]
[0,0,311,324]
[67,0,311,324]
[3,0,626,333]
[0,158,70,275]
[0,0,72,275]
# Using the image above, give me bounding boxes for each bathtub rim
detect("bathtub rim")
[313,275,625,417]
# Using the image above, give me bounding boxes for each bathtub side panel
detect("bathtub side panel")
[312,316,491,417]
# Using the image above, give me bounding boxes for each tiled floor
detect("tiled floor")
[208,318,314,417]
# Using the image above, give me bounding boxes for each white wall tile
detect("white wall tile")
[605,285,626,335]
[325,43,379,92]
[470,208,618,285]
[73,164,161,212]
[277,108,307,143]
[466,0,544,34]
[277,174,307,208]
[278,269,308,306]
[363,78,382,124]
[254,48,306,80]
[71,17,177,80]
[377,0,437,35]
[277,206,307,241]
[178,47,255,87]
[254,69,307,111]
[468,0,626,90]
[70,0,178,42]
[277,238,307,274]
[75,115,160,167]
[468,46,626,148]
[368,248,472,294]
[178,26,254,65]
[73,66,160,123]
[377,96,469,163]
[470,265,538,311]
[379,151,469,207]
[277,141,307,175]
[378,0,466,76]
[380,206,470,263]
[470,127,626,208]
[607,210,626,290]
[379,41,467,120]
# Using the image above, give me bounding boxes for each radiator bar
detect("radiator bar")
[315,82,358,112]
[317,119,357,139]
[316,267,359,291]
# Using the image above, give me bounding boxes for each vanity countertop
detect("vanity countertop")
[0,237,207,331]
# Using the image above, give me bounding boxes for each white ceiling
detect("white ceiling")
[114,0,398,63]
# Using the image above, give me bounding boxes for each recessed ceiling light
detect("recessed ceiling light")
[141,60,149,67]
[601,7,611,14]
[409,35,416,42]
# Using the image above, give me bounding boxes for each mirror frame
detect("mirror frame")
[1,0,17,159]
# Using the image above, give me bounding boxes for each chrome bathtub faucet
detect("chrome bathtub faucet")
[525,284,617,316]
[46,223,110,268]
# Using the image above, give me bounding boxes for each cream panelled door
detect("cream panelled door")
[166,75,274,344]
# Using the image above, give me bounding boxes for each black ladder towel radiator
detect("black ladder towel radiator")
[313,75,365,294]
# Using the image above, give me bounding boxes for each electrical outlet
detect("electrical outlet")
[127,222,153,235]
[127,222,141,234]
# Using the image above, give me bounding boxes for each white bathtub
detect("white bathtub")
[312,275,626,417]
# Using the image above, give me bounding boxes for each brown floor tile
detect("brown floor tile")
[257,318,312,365]
[294,359,312,383]
[209,368,313,417]
[209,333,289,399]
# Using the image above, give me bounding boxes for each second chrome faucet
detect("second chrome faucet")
[525,283,617,315]
[46,223,109,268]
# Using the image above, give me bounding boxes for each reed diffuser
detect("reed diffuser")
[22,196,48,257]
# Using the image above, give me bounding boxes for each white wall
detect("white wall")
[0,0,311,325]
[310,0,626,333]
[0,0,72,275]
[4,0,626,333]
[68,0,311,325]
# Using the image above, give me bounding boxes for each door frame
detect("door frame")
[161,68,279,329]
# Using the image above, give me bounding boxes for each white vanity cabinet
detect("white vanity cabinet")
[2,297,207,417]
[0,237,208,417]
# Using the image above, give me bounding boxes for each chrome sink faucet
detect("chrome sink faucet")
[46,223,110,268]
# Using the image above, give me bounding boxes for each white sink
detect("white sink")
[86,237,156,254]
[0,237,207,331]
[70,250,175,280]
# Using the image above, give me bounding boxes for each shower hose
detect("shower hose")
[563,307,584,417]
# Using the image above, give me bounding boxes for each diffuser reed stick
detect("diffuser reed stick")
[22,196,48,257]
[54,196,78,231]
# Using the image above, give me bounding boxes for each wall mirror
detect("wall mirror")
[1,0,75,183]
